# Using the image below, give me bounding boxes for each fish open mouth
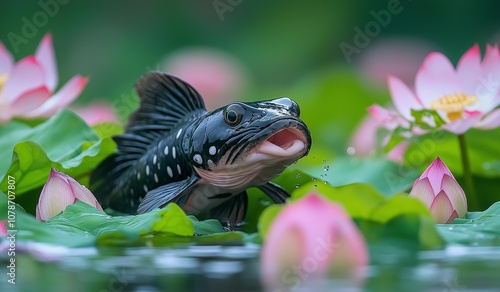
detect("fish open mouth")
[256,127,309,157]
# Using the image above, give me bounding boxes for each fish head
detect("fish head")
[189,97,312,190]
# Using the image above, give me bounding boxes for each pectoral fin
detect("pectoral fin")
[209,192,248,230]
[258,181,290,204]
[137,176,198,214]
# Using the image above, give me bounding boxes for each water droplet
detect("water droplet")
[314,184,317,188]
[322,159,326,163]
[295,184,300,188]
[320,174,324,178]
[347,146,356,155]
[324,181,327,184]
[296,173,301,178]
[293,160,298,164]
[324,174,328,177]
[324,166,330,171]
[312,177,316,181]
[448,226,454,231]
[312,156,316,159]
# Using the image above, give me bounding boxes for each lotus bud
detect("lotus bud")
[409,157,467,223]
[36,168,103,221]
[261,193,368,290]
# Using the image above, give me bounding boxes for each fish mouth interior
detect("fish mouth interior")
[256,128,308,157]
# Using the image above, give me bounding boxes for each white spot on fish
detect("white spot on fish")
[130,201,134,208]
[177,164,181,175]
[193,154,203,164]
[146,165,150,175]
[143,184,148,192]
[131,189,134,195]
[176,128,183,139]
[137,172,141,180]
[139,197,144,203]
[172,147,176,159]
[209,146,216,156]
[164,145,169,156]
[157,163,161,170]
[167,166,173,178]
[154,173,158,183]
[153,154,157,165]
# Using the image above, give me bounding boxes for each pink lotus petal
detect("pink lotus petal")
[446,210,459,224]
[368,105,408,131]
[36,175,75,221]
[470,45,500,112]
[429,191,455,224]
[387,75,422,120]
[386,140,409,163]
[482,44,500,79]
[1,56,45,103]
[349,115,381,157]
[35,33,58,92]
[415,52,463,108]
[10,86,51,116]
[409,178,436,208]
[441,110,483,134]
[441,174,467,218]
[23,75,88,118]
[420,157,453,193]
[271,226,305,277]
[69,180,103,211]
[456,44,482,94]
[0,42,14,74]
[475,108,500,129]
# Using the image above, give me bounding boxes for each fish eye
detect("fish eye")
[224,104,244,126]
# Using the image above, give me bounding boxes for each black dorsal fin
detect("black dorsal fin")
[127,71,206,137]
[115,72,207,159]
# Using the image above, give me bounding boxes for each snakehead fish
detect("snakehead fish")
[90,71,312,228]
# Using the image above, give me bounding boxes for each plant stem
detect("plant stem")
[458,134,478,211]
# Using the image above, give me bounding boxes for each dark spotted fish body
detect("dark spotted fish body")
[90,72,311,228]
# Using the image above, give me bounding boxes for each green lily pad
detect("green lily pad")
[258,183,444,250]
[436,202,500,246]
[0,110,118,212]
[294,157,419,195]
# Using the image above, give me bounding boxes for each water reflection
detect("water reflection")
[2,244,500,292]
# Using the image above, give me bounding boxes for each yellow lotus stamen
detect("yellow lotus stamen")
[429,93,477,121]
[0,74,7,93]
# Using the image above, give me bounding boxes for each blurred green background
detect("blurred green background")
[2,0,500,184]
[3,0,499,103]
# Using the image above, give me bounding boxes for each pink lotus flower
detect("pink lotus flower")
[36,168,103,221]
[409,157,467,224]
[72,101,119,125]
[370,45,500,134]
[0,34,88,123]
[261,193,368,290]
